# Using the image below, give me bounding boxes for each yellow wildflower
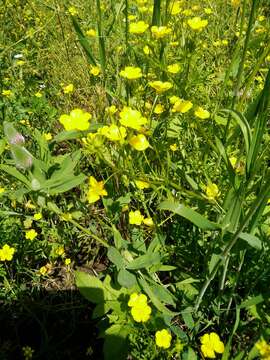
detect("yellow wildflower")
[39,266,48,276]
[44,133,52,141]
[143,217,154,227]
[129,21,149,34]
[65,258,71,266]
[204,8,213,14]
[86,29,96,37]
[206,183,220,200]
[135,180,150,189]
[119,107,147,130]
[128,292,151,323]
[35,92,42,98]
[90,66,101,76]
[149,81,173,93]
[170,143,178,152]
[256,339,270,359]
[33,213,42,221]
[120,66,142,80]
[172,99,193,113]
[143,45,151,55]
[169,96,180,104]
[167,64,181,74]
[99,124,127,141]
[154,104,165,114]
[151,26,172,39]
[105,105,117,115]
[87,176,108,204]
[59,108,91,131]
[155,329,172,349]
[63,83,74,94]
[258,16,265,22]
[129,134,150,151]
[0,244,15,261]
[68,6,78,16]
[200,333,224,358]
[2,89,13,97]
[187,17,208,31]
[195,107,210,119]
[25,229,38,241]
[0,187,5,194]
[128,293,148,307]
[129,210,144,225]
[170,1,182,15]
[128,15,137,21]
[55,246,65,257]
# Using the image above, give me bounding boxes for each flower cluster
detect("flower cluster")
[129,210,153,226]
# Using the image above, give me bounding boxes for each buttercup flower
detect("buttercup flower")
[169,95,180,104]
[33,213,42,220]
[120,66,142,80]
[149,81,173,93]
[0,187,5,194]
[167,64,181,74]
[206,183,220,200]
[151,26,172,39]
[86,29,96,37]
[106,105,118,115]
[154,104,165,114]
[187,17,208,31]
[87,176,108,204]
[143,217,154,226]
[68,6,78,16]
[63,84,74,94]
[204,8,213,14]
[90,66,101,76]
[25,229,38,241]
[2,89,13,97]
[128,292,148,307]
[170,143,178,152]
[39,266,48,276]
[99,124,127,141]
[256,339,270,359]
[170,1,182,15]
[119,107,147,130]
[59,108,92,131]
[44,133,52,141]
[129,210,144,225]
[129,21,149,34]
[200,332,224,358]
[0,244,15,261]
[143,45,151,55]
[195,107,210,119]
[135,180,150,189]
[155,329,172,349]
[172,99,193,113]
[128,292,151,322]
[129,134,150,151]
[65,258,71,265]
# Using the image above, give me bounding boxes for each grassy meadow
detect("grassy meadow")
[0,0,270,359]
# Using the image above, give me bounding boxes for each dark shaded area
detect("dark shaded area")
[0,289,103,360]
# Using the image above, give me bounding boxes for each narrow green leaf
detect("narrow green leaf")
[0,164,31,187]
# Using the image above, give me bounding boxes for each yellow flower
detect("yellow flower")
[231,0,241,7]
[204,8,213,14]
[22,346,34,360]
[129,210,144,225]
[258,15,265,22]
[68,6,78,16]
[87,176,108,204]
[99,124,127,141]
[120,66,142,80]
[128,292,148,307]
[33,213,42,221]
[44,133,52,141]
[39,266,48,276]
[128,15,137,21]
[63,83,74,94]
[143,45,151,55]
[187,17,208,31]
[151,26,172,39]
[0,187,5,194]
[86,29,96,37]
[119,106,147,130]
[154,104,165,114]
[167,64,181,74]
[56,246,65,257]
[90,66,101,76]
[59,108,91,131]
[61,213,73,221]
[129,134,150,151]
[200,333,224,359]
[0,244,15,261]
[131,304,151,322]
[149,81,173,93]
[229,156,237,168]
[172,99,193,113]
[206,183,220,200]
[256,339,270,359]
[182,9,193,16]
[170,143,178,152]
[25,229,38,241]
[155,329,172,349]
[135,180,150,189]
[170,1,182,15]
[35,92,42,98]
[106,105,117,115]
[65,258,71,266]
[2,89,13,97]
[143,217,154,227]
[195,107,210,119]
[169,96,180,104]
[129,21,149,34]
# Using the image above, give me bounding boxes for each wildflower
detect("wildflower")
[204,8,213,14]
[44,133,52,141]
[231,0,240,7]
[182,9,193,16]
[2,89,13,97]
[170,143,178,152]
[200,332,224,358]
[129,134,150,151]
[135,180,150,189]
[154,104,165,114]
[0,244,15,261]
[167,64,181,74]
[63,83,74,94]
[35,91,42,98]
[128,292,151,322]
[59,108,91,131]
[33,213,42,221]
[195,107,210,119]
[170,1,182,15]
[128,292,148,307]
[256,339,270,359]
[65,258,71,266]
[143,45,151,55]
[22,346,34,360]
[206,183,220,200]
[68,6,78,16]
[143,217,154,226]
[120,66,142,80]
[106,105,117,115]
[187,17,208,31]
[149,81,173,93]
[119,107,147,130]
[155,329,172,349]
[86,29,96,37]
[172,99,193,113]
[129,21,149,34]
[90,65,101,76]
[99,124,127,141]
[129,210,144,225]
[25,229,38,241]
[151,26,172,39]
[0,187,5,194]
[55,246,65,257]
[39,266,48,276]
[258,15,265,22]
[87,176,108,204]
[128,15,137,21]
[170,96,180,104]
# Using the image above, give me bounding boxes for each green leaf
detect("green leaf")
[181,307,194,330]
[183,347,198,360]
[103,324,129,360]
[75,271,104,304]
[10,144,33,169]
[126,252,161,270]
[238,232,262,250]
[0,139,6,156]
[239,294,264,309]
[117,269,137,288]
[0,164,31,187]
[112,225,127,249]
[159,200,220,230]
[107,247,126,269]
[46,173,87,195]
